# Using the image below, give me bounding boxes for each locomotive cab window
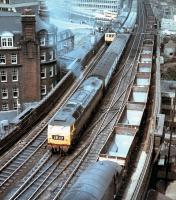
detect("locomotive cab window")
[72,110,80,119]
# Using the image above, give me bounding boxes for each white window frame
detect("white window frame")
[13,101,17,110]
[1,88,8,99]
[41,67,46,79]
[0,54,6,64]
[1,36,13,47]
[49,35,54,45]
[40,36,46,46]
[0,70,7,82]
[12,68,18,82]
[2,102,9,111]
[49,66,54,77]
[40,52,46,63]
[12,87,19,98]
[11,53,17,64]
[49,50,54,60]
[41,85,47,95]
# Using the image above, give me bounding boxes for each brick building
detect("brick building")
[0,5,58,112]
[161,80,176,128]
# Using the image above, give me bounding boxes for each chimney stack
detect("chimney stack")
[21,9,36,41]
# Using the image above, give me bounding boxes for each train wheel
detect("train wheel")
[52,148,57,154]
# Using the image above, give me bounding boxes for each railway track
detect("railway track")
[115,1,157,198]
[0,127,48,193]
[0,1,153,199]
[56,2,146,199]
[5,2,148,199]
[0,43,108,199]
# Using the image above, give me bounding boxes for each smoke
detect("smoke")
[46,0,69,22]
[46,0,93,30]
[67,58,83,79]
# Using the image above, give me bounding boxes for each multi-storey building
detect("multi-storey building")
[64,0,130,24]
[57,29,74,56]
[0,6,58,112]
[0,0,38,12]
[71,0,121,14]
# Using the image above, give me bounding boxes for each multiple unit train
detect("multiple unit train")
[48,34,130,153]
[47,9,137,153]
[105,0,137,43]
[62,160,122,200]
[63,1,156,199]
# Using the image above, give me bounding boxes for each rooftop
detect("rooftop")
[161,80,176,98]
[0,11,56,34]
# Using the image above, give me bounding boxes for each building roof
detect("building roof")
[0,110,17,122]
[161,80,176,98]
[161,18,176,35]
[0,11,56,35]
[0,12,21,34]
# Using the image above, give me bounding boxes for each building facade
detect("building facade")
[161,80,176,128]
[0,7,58,112]
[0,0,38,12]
[67,0,123,24]
[70,0,121,13]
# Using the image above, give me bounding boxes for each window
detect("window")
[49,66,54,77]
[1,0,10,4]
[41,67,46,79]
[0,0,10,3]
[12,87,19,98]
[40,52,46,62]
[41,85,46,95]
[49,35,54,45]
[0,70,7,82]
[40,36,45,46]
[11,53,17,64]
[0,54,6,64]
[13,101,17,110]
[2,102,8,111]
[50,83,54,90]
[55,65,57,75]
[12,68,18,81]
[1,88,8,99]
[1,36,13,47]
[49,50,54,60]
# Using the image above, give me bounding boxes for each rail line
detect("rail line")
[0,42,108,199]
[0,1,155,199]
[9,2,147,199]
[115,0,157,198]
[56,1,146,199]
